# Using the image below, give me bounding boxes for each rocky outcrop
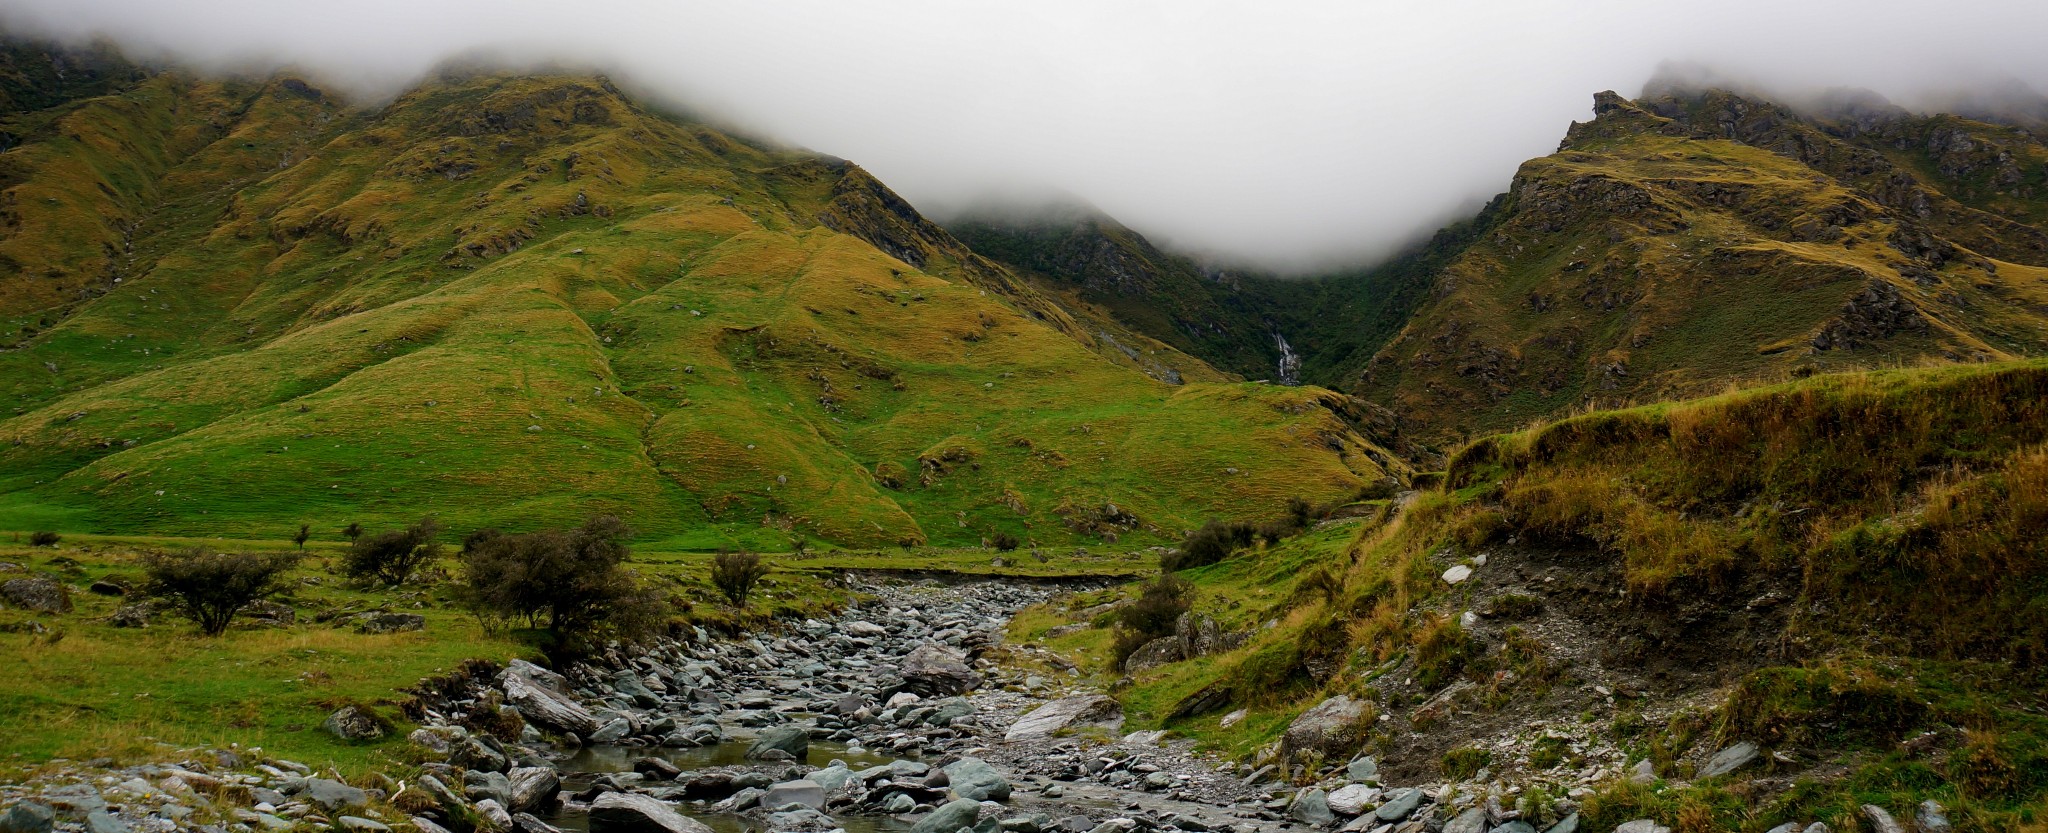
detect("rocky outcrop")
[1005,695,1123,741]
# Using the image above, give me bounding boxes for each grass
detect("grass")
[0,71,1393,550]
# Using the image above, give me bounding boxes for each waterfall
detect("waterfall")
[1274,331,1301,386]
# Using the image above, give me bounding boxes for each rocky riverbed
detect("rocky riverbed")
[2,574,1904,833]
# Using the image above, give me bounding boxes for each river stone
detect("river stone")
[760,780,825,811]
[1442,564,1473,584]
[1373,788,1423,822]
[0,579,69,613]
[300,779,369,813]
[809,765,854,794]
[842,620,888,637]
[1492,822,1537,833]
[910,799,983,833]
[590,793,712,833]
[1859,806,1905,833]
[882,792,916,814]
[611,671,660,708]
[1287,790,1335,826]
[1326,784,1380,816]
[1282,695,1368,760]
[900,643,981,696]
[1916,800,1951,833]
[943,757,1010,801]
[1613,822,1670,833]
[589,718,632,743]
[84,812,128,833]
[1698,742,1759,779]
[506,767,560,814]
[1441,808,1487,833]
[1006,695,1123,741]
[0,803,53,833]
[747,726,810,760]
[1544,813,1579,833]
[338,818,391,833]
[512,815,564,833]
[463,770,513,808]
[321,705,386,741]
[475,800,514,832]
[1345,756,1379,783]
[501,672,601,738]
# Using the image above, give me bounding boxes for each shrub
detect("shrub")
[341,517,442,586]
[342,522,362,542]
[143,548,299,636]
[1164,520,1254,572]
[710,550,769,607]
[991,532,1020,551]
[27,531,60,547]
[293,524,310,550]
[459,516,664,647]
[1110,573,1194,668]
[1441,746,1492,780]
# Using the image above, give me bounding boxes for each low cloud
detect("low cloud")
[6,0,2047,272]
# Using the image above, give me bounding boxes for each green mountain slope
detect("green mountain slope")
[1351,89,2048,447]
[0,60,1396,547]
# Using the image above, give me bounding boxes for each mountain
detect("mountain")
[0,44,1398,547]
[1345,88,2048,448]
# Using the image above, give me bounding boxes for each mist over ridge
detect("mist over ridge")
[5,0,2047,272]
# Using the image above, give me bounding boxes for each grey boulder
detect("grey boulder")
[747,726,810,760]
[910,799,984,833]
[589,793,712,833]
[1006,695,1122,742]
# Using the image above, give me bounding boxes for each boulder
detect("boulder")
[589,718,631,743]
[463,771,512,808]
[1007,695,1123,741]
[321,705,386,741]
[760,780,825,811]
[842,620,888,637]
[241,599,295,626]
[1916,800,1951,833]
[943,757,1010,801]
[589,793,712,833]
[501,672,601,738]
[0,802,54,833]
[1121,637,1182,673]
[512,815,564,833]
[747,726,810,760]
[300,779,369,813]
[910,799,983,833]
[900,643,981,696]
[1,579,70,613]
[1281,695,1368,761]
[1612,822,1670,833]
[1441,808,1486,833]
[351,612,426,634]
[1373,788,1423,822]
[1326,784,1380,816]
[506,767,560,814]
[108,603,151,628]
[1345,756,1379,783]
[1287,790,1335,826]
[1697,742,1758,779]
[1859,806,1904,833]
[475,800,513,832]
[1545,814,1580,833]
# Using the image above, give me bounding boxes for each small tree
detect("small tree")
[459,516,664,647]
[293,524,311,551]
[341,517,442,586]
[143,548,299,636]
[1111,573,1195,667]
[341,522,363,543]
[710,550,769,608]
[28,531,61,547]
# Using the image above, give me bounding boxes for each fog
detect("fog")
[6,0,2047,272]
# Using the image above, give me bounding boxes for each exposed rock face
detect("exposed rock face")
[1121,636,1181,673]
[1,578,70,613]
[1004,695,1123,741]
[350,612,426,634]
[898,643,981,696]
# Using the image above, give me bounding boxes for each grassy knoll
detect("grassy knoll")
[0,70,1392,549]
[1013,359,2048,831]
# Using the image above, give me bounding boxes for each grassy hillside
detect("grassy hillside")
[1353,90,2048,449]
[1022,360,2048,831]
[0,66,1395,548]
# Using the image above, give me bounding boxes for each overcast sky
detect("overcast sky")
[6,1,2048,272]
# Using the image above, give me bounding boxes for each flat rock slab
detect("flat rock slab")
[1005,695,1123,742]
[589,793,712,833]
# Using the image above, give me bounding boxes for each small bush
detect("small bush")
[460,516,663,647]
[143,548,299,636]
[1164,520,1254,572]
[991,532,1020,551]
[710,550,770,608]
[341,522,362,542]
[1110,573,1193,667]
[341,517,442,586]
[293,524,310,550]
[27,531,60,547]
